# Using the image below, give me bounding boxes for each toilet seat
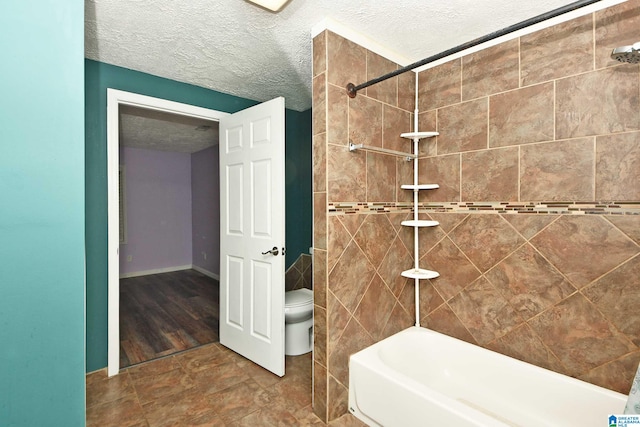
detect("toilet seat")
[285,288,313,309]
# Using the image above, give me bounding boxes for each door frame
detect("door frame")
[106,89,229,376]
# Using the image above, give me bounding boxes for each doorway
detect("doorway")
[107,89,229,375]
[117,105,220,366]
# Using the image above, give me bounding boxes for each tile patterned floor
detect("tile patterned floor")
[86,343,366,426]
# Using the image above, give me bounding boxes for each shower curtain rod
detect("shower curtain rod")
[346,0,604,98]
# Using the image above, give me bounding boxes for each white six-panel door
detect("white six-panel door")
[219,97,285,376]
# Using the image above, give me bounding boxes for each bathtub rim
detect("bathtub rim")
[348,326,627,426]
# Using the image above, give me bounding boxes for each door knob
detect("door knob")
[262,246,279,256]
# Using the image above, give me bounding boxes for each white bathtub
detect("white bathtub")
[348,327,626,426]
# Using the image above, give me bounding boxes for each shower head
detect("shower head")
[611,42,640,64]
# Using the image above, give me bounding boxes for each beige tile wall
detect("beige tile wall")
[312,28,418,421]
[313,0,640,422]
[285,254,312,292]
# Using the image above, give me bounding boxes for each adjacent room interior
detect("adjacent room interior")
[117,105,221,367]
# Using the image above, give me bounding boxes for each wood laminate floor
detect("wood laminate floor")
[120,269,219,368]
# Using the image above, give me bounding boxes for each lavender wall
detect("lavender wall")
[119,147,193,275]
[191,146,220,275]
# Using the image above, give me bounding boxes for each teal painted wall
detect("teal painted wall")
[86,60,312,371]
[0,1,86,426]
[285,109,313,266]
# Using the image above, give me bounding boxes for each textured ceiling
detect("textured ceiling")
[85,0,611,113]
[119,105,219,153]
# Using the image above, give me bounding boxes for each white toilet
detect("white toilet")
[284,288,313,356]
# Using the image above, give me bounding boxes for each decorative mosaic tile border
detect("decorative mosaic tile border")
[328,201,640,216]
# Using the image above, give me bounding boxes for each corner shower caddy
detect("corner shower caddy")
[349,129,438,327]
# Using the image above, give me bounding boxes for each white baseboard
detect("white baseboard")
[119,264,193,279]
[192,265,220,281]
[85,367,108,377]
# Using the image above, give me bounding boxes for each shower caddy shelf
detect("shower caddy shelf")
[401,184,439,190]
[347,114,439,326]
[401,268,440,280]
[400,130,439,326]
[400,131,438,139]
[401,220,439,227]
